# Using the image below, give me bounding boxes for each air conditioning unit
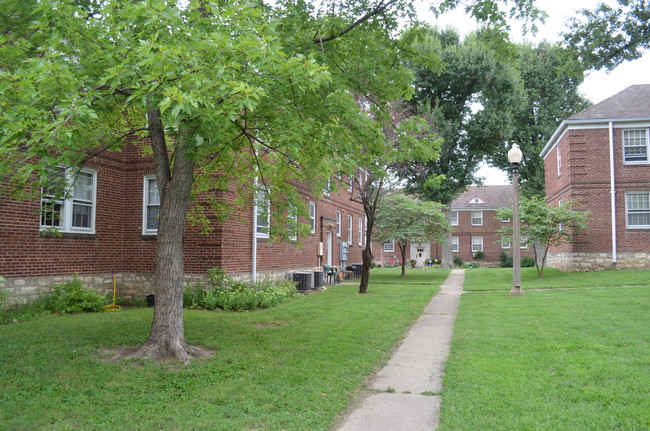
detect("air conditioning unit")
[292,272,313,292]
[313,270,324,288]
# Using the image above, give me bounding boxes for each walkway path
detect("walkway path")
[336,269,465,431]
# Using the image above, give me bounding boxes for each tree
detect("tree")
[0,0,542,361]
[375,193,450,277]
[564,0,650,70]
[489,42,590,197]
[401,26,527,267]
[496,196,590,278]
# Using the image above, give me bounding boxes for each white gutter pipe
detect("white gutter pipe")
[608,122,617,265]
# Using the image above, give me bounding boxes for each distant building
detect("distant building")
[541,84,650,270]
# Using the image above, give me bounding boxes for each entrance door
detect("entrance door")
[326,231,333,266]
[410,243,431,267]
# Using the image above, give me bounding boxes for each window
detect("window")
[558,199,563,232]
[623,129,648,163]
[501,216,510,222]
[450,210,458,226]
[471,210,483,226]
[288,207,297,241]
[626,192,650,228]
[143,176,160,234]
[520,236,528,249]
[309,201,316,234]
[255,187,270,238]
[501,237,510,249]
[323,178,331,196]
[471,237,483,253]
[40,167,96,233]
[347,214,353,243]
[383,241,394,253]
[557,144,562,176]
[358,218,363,247]
[336,211,342,237]
[451,236,459,252]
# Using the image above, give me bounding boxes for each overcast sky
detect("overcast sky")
[413,0,650,184]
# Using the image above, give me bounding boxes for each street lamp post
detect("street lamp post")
[508,144,524,296]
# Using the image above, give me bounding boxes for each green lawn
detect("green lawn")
[439,282,650,430]
[0,275,444,430]
[463,267,650,291]
[366,267,451,285]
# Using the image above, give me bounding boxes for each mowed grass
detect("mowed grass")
[463,267,650,291]
[439,284,650,430]
[367,267,451,285]
[0,277,442,431]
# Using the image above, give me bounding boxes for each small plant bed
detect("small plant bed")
[369,267,451,285]
[463,268,650,291]
[0,280,440,430]
[438,285,650,430]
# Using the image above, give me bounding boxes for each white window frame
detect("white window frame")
[471,236,483,253]
[288,206,297,241]
[451,236,459,253]
[450,210,458,226]
[383,241,395,253]
[471,210,483,226]
[347,214,353,243]
[255,186,271,239]
[358,218,363,247]
[520,236,528,249]
[501,217,511,223]
[142,175,160,234]
[623,129,649,164]
[309,201,316,234]
[626,191,650,228]
[336,210,342,237]
[501,237,510,249]
[40,167,97,234]
[557,144,562,176]
[323,178,331,196]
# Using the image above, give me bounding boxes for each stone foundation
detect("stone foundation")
[0,267,318,306]
[546,252,650,272]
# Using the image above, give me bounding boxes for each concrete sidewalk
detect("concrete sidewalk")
[336,269,465,431]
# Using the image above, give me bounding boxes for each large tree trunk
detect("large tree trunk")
[359,244,372,294]
[441,209,454,269]
[125,110,203,363]
[399,242,407,278]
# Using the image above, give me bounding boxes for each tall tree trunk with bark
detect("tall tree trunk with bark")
[441,208,454,269]
[126,109,200,362]
[399,242,407,277]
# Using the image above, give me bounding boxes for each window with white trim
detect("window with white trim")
[558,199,563,232]
[255,187,270,238]
[347,214,353,243]
[623,129,648,163]
[288,206,297,241]
[557,144,562,176]
[471,210,483,226]
[358,218,363,247]
[309,201,316,234]
[471,236,483,253]
[501,237,510,249]
[450,210,458,226]
[336,211,342,237]
[383,241,394,252]
[143,176,160,234]
[323,178,331,196]
[451,236,459,252]
[520,236,528,249]
[40,167,97,233]
[501,217,510,222]
[626,192,650,228]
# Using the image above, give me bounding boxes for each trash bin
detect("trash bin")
[146,294,155,307]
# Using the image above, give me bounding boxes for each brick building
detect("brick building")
[540,84,650,270]
[0,144,366,302]
[379,185,532,267]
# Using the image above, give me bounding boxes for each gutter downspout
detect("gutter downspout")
[608,121,617,265]
[252,198,257,283]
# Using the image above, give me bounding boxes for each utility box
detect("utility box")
[339,241,349,261]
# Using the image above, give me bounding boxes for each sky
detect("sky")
[414,0,650,185]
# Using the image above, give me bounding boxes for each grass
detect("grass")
[367,267,451,285]
[0,273,445,430]
[463,267,650,291]
[439,282,650,430]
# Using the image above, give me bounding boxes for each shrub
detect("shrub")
[453,256,463,267]
[521,256,536,267]
[42,278,105,314]
[473,251,485,259]
[499,252,513,268]
[184,268,296,311]
[409,259,417,268]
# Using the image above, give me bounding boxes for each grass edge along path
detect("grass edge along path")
[437,281,650,430]
[0,269,449,431]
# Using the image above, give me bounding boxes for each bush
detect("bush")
[42,278,105,314]
[521,256,536,267]
[453,256,463,267]
[499,252,513,268]
[473,251,485,259]
[184,268,296,311]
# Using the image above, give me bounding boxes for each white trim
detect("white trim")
[142,175,160,235]
[383,241,395,253]
[336,210,342,237]
[450,210,458,226]
[255,186,270,238]
[288,207,297,241]
[556,144,562,176]
[471,236,483,252]
[309,201,316,234]
[451,236,459,253]
[471,210,483,226]
[358,218,363,247]
[40,167,97,234]
[622,128,649,164]
[347,214,353,244]
[625,191,650,229]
